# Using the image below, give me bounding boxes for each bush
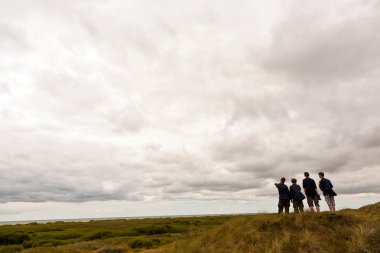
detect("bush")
[31,228,64,233]
[84,231,113,241]
[97,247,125,253]
[0,245,22,253]
[128,238,160,249]
[132,225,186,235]
[39,232,81,240]
[22,240,33,249]
[0,233,30,245]
[31,239,64,247]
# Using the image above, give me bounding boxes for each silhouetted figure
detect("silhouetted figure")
[303,172,320,213]
[290,178,305,213]
[275,177,291,214]
[319,171,337,214]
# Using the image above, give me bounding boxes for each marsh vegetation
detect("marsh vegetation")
[0,203,379,253]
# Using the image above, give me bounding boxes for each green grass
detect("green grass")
[164,203,380,253]
[0,215,233,252]
[0,202,379,253]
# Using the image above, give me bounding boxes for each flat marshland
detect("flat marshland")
[0,202,379,253]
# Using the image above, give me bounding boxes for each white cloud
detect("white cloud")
[0,0,379,219]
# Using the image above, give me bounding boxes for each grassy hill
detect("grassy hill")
[0,202,379,253]
[165,203,380,253]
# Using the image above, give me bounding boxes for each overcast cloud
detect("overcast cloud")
[1,0,380,218]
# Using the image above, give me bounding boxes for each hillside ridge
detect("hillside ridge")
[165,202,380,253]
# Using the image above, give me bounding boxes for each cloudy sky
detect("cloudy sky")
[1,0,380,221]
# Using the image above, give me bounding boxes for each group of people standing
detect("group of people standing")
[274,172,337,214]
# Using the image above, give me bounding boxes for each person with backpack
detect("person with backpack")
[289,178,305,213]
[303,172,320,213]
[318,172,337,214]
[274,177,291,214]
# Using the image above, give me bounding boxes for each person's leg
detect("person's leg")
[293,201,299,213]
[331,196,336,213]
[285,200,290,214]
[327,203,333,212]
[278,200,284,214]
[300,201,304,212]
[327,197,332,212]
[325,196,333,212]
[314,196,320,213]
[307,196,314,212]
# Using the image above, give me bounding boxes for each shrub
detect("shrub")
[0,233,30,245]
[22,240,33,249]
[32,228,64,233]
[31,239,64,248]
[128,238,160,249]
[39,232,81,240]
[84,231,113,241]
[132,225,186,235]
[97,247,125,253]
[0,245,22,253]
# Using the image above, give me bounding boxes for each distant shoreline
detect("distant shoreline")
[0,212,253,226]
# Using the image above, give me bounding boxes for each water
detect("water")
[0,213,238,226]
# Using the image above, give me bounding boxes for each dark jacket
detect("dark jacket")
[319,178,337,196]
[290,184,306,201]
[275,182,291,200]
[303,177,317,197]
